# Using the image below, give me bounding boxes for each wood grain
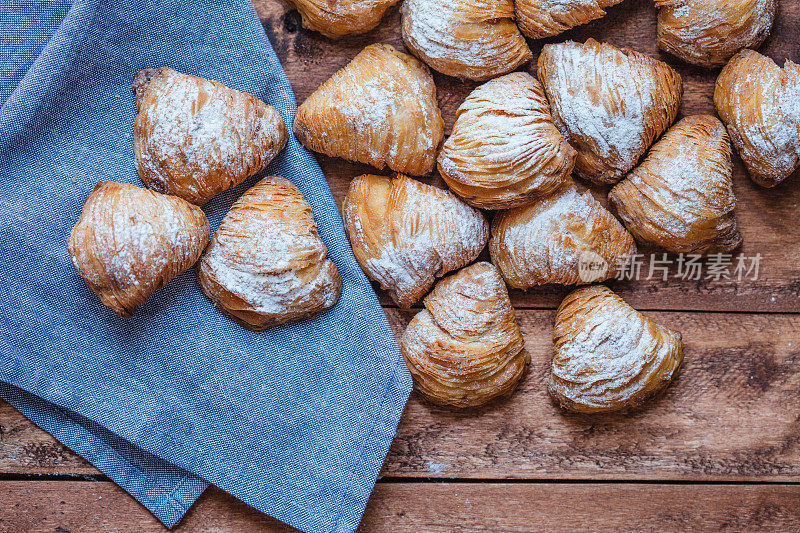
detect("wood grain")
[1,481,799,532]
[3,309,798,481]
[252,0,800,312]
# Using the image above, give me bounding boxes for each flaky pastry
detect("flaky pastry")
[401,0,532,81]
[656,0,778,68]
[281,0,400,39]
[516,0,625,40]
[538,39,683,185]
[715,50,800,187]
[197,176,341,331]
[549,285,684,413]
[294,44,444,176]
[438,72,576,209]
[490,183,637,288]
[400,262,528,408]
[343,174,489,308]
[609,115,742,255]
[68,182,210,318]
[133,67,288,205]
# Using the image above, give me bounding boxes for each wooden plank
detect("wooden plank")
[3,309,799,481]
[1,480,799,532]
[384,309,800,481]
[252,0,800,312]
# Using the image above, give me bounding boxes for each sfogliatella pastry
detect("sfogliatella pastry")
[715,50,800,187]
[68,182,210,318]
[516,0,625,40]
[656,0,778,68]
[538,39,683,185]
[401,0,532,81]
[490,183,636,288]
[197,176,341,331]
[134,67,288,205]
[400,262,528,408]
[343,174,488,308]
[294,44,444,176]
[282,0,400,39]
[609,115,742,254]
[438,72,576,209]
[549,285,684,413]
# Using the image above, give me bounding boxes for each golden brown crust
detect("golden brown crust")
[67,182,210,318]
[294,44,444,176]
[281,0,400,39]
[656,0,778,68]
[133,67,288,206]
[343,174,489,307]
[714,50,800,187]
[537,39,683,185]
[609,115,742,255]
[197,176,341,331]
[490,183,637,288]
[516,0,624,40]
[438,72,576,209]
[401,0,532,81]
[400,262,528,408]
[549,285,684,414]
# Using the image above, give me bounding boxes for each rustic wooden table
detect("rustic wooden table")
[2,0,800,530]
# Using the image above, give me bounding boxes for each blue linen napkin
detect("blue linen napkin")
[0,1,413,531]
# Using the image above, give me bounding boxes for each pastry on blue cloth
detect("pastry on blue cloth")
[197,176,342,331]
[400,261,528,408]
[282,0,400,39]
[133,67,288,205]
[294,44,443,176]
[343,173,488,308]
[67,181,210,318]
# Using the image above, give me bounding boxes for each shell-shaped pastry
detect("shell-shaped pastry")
[197,176,342,331]
[609,115,742,255]
[294,44,444,176]
[714,50,800,187]
[282,0,400,39]
[68,182,210,318]
[516,0,625,40]
[401,0,533,81]
[538,39,683,185]
[438,72,577,209]
[490,183,637,288]
[400,262,528,408]
[656,0,778,68]
[133,67,288,206]
[343,174,489,307]
[549,285,684,413]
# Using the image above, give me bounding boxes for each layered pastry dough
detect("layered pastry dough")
[549,285,684,413]
[343,174,488,307]
[438,72,576,209]
[400,262,528,408]
[538,39,683,185]
[656,0,778,68]
[294,44,444,176]
[401,0,532,81]
[282,0,400,38]
[68,182,210,318]
[609,115,742,254]
[490,183,636,288]
[516,0,625,40]
[197,177,341,331]
[133,67,288,205]
[715,50,800,187]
